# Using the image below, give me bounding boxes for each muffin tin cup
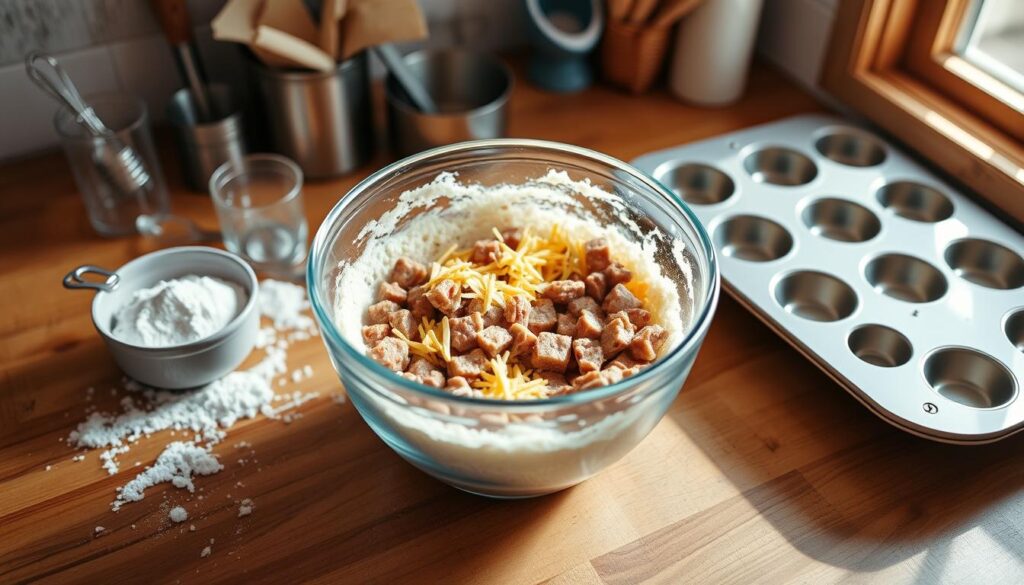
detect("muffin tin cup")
[634,114,1024,444]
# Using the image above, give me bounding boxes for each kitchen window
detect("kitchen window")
[823,0,1024,225]
[957,0,1024,95]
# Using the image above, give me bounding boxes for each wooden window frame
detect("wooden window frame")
[823,0,1024,225]
[903,0,1024,142]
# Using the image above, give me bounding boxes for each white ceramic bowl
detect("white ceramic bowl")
[65,246,259,389]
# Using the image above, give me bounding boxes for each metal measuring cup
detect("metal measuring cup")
[62,247,260,389]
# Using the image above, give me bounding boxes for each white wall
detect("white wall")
[0,0,525,162]
[0,0,842,162]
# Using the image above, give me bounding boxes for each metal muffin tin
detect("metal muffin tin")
[632,114,1024,444]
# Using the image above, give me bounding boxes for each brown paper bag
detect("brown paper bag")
[340,0,428,60]
[213,0,335,71]
[211,0,262,43]
[258,0,319,45]
[213,0,428,70]
[254,25,336,71]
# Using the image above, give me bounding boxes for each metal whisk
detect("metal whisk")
[26,52,152,196]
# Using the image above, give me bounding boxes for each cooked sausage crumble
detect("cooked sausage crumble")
[362,227,668,399]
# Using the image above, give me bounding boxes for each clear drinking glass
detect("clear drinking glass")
[209,154,308,276]
[55,93,170,237]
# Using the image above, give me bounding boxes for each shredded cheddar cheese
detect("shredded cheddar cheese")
[390,225,647,399]
[424,225,588,311]
[418,225,625,397]
[393,316,452,367]
[435,243,461,265]
[624,280,649,304]
[472,352,548,400]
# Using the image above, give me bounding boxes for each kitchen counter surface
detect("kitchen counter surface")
[3,63,1024,584]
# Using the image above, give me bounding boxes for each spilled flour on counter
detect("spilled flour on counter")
[259,279,314,330]
[168,505,188,523]
[67,279,324,512]
[71,371,274,453]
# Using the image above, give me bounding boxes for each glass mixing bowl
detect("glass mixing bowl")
[308,139,719,497]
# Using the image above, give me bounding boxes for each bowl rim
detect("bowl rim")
[92,246,260,354]
[307,138,721,407]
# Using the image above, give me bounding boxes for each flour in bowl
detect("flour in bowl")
[327,171,700,494]
[111,275,245,347]
[334,170,691,355]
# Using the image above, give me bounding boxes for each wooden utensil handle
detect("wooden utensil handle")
[151,0,192,45]
[654,0,703,28]
[629,0,659,24]
[608,0,636,22]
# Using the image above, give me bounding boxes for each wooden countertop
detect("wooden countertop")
[4,64,1024,584]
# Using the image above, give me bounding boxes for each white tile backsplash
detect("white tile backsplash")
[0,0,162,66]
[0,0,845,163]
[0,44,120,160]
[109,35,183,123]
[0,0,854,163]
[0,0,534,162]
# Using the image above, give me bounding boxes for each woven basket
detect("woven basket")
[600,20,673,94]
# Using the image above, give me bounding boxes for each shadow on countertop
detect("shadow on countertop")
[597,294,1024,582]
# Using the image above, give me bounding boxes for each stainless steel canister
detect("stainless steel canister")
[385,49,512,157]
[253,53,373,178]
[167,84,246,192]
